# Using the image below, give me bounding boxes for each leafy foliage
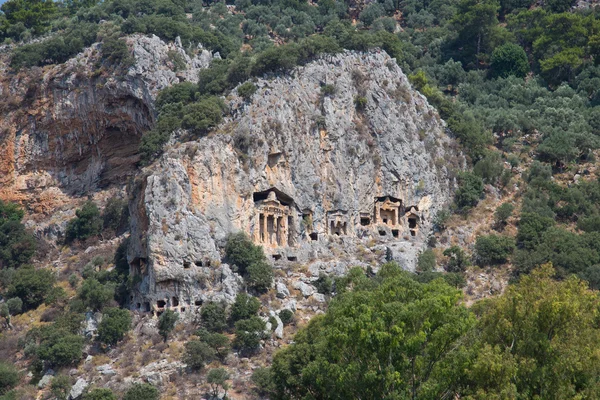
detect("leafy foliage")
[0,362,19,395]
[97,307,131,345]
[158,309,178,342]
[65,201,102,243]
[270,263,474,398]
[230,293,260,324]
[0,200,35,269]
[122,384,159,400]
[201,302,228,333]
[474,234,515,265]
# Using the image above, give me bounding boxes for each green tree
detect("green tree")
[65,201,102,243]
[237,82,257,101]
[474,234,515,265]
[101,197,128,233]
[455,172,484,211]
[490,43,529,78]
[0,200,35,269]
[82,388,117,400]
[443,246,470,273]
[278,309,294,325]
[201,302,228,332]
[97,307,131,345]
[245,260,273,292]
[183,340,215,371]
[225,232,266,275]
[233,316,267,355]
[50,375,70,400]
[195,328,230,360]
[463,264,600,398]
[230,293,260,324]
[77,278,115,311]
[122,384,159,400]
[7,266,55,310]
[494,202,514,230]
[417,249,436,272]
[35,326,84,367]
[1,0,57,35]
[158,309,178,342]
[0,362,19,395]
[451,0,501,66]
[207,368,230,397]
[517,212,555,250]
[270,263,474,399]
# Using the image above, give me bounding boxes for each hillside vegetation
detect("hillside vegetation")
[2,0,600,398]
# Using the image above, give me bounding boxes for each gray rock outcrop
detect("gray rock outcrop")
[128,50,465,316]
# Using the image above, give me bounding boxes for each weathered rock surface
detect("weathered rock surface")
[128,50,465,315]
[69,377,88,399]
[0,34,214,238]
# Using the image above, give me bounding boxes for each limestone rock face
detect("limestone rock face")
[0,34,214,235]
[128,50,465,316]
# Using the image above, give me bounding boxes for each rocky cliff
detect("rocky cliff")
[128,50,465,316]
[0,34,215,237]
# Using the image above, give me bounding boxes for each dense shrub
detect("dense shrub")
[66,201,102,243]
[0,362,19,395]
[417,249,436,272]
[207,368,230,397]
[494,203,514,230]
[82,388,117,400]
[158,309,178,342]
[122,384,159,400]
[77,279,115,312]
[230,293,260,324]
[183,340,215,371]
[279,309,294,325]
[0,200,36,269]
[475,235,515,265]
[237,82,257,101]
[201,302,228,332]
[97,307,131,345]
[314,273,334,295]
[195,328,230,360]
[490,43,529,78]
[234,316,267,354]
[225,232,273,291]
[7,266,55,310]
[443,246,470,273]
[455,172,484,211]
[34,326,85,367]
[50,375,70,400]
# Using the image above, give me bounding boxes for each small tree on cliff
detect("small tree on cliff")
[225,233,273,292]
[158,309,178,342]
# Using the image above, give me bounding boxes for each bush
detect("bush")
[207,368,230,397]
[443,246,470,273]
[122,384,159,400]
[234,316,267,354]
[417,249,436,272]
[35,327,84,367]
[195,328,230,360]
[237,82,257,101]
[490,43,529,78]
[77,279,115,312]
[475,235,515,265]
[5,298,22,316]
[158,309,178,342]
[7,266,55,310]
[321,84,335,96]
[230,293,260,323]
[183,340,215,371]
[245,260,273,292]
[252,367,275,396]
[100,35,133,66]
[354,95,367,111]
[201,302,228,332]
[0,362,19,395]
[314,273,334,295]
[225,232,266,275]
[65,201,102,243]
[50,375,71,400]
[517,212,555,250]
[181,97,225,135]
[82,388,117,400]
[0,200,36,269]
[455,172,484,211]
[279,309,294,325]
[494,203,514,230]
[97,307,131,345]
